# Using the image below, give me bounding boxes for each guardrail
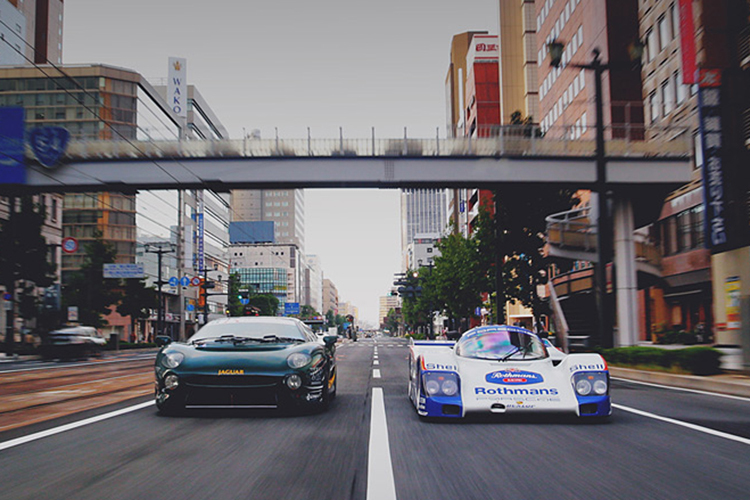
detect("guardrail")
[45,124,691,162]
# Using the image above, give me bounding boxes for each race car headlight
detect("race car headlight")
[425,380,441,395]
[162,352,184,369]
[441,379,459,397]
[573,372,608,396]
[422,372,460,397]
[287,352,311,369]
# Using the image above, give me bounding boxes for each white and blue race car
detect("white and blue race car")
[408,324,611,419]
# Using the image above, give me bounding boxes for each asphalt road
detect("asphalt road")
[0,338,749,500]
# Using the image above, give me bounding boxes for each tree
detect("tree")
[431,233,487,331]
[246,294,279,316]
[300,305,320,320]
[226,272,244,317]
[116,278,158,342]
[62,230,123,328]
[383,307,402,335]
[0,196,57,353]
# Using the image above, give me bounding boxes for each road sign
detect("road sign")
[61,237,79,254]
[168,277,179,287]
[240,298,250,305]
[284,302,300,316]
[103,263,145,279]
[186,304,195,312]
[67,306,78,322]
[180,276,190,287]
[190,276,201,286]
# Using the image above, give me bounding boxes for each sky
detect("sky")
[62,0,500,326]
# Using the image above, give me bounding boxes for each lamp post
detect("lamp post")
[547,44,627,349]
[144,242,176,340]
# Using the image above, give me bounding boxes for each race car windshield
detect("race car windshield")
[455,326,547,361]
[190,322,306,343]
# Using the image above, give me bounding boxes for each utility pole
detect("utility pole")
[3,195,16,357]
[144,242,175,339]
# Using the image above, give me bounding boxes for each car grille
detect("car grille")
[185,386,279,408]
[183,375,279,388]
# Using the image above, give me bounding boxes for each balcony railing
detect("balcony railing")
[44,124,692,163]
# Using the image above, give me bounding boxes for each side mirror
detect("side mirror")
[155,336,172,347]
[323,335,338,346]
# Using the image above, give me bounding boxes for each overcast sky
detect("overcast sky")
[62,0,499,325]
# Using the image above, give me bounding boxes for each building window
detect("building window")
[674,71,687,104]
[661,78,675,116]
[670,3,679,42]
[649,91,659,123]
[658,15,670,51]
[646,29,657,62]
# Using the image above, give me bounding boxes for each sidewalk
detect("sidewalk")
[611,345,750,398]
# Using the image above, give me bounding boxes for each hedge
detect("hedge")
[601,346,723,376]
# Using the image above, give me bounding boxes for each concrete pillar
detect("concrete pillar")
[613,197,639,347]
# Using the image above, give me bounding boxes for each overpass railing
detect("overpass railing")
[57,124,691,162]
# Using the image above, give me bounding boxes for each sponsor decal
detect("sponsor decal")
[486,368,544,385]
[218,369,244,375]
[570,363,606,373]
[475,386,558,396]
[425,363,458,371]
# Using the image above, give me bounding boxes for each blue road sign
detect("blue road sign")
[240,298,250,305]
[180,276,190,287]
[284,302,300,316]
[169,277,179,287]
[186,304,195,311]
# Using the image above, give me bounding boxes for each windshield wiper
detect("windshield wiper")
[501,346,523,361]
[260,335,304,343]
[192,335,262,345]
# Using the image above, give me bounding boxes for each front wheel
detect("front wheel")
[155,390,184,416]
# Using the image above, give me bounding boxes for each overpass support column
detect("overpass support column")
[613,197,639,347]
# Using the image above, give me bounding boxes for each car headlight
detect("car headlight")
[422,372,460,397]
[425,380,441,395]
[287,352,311,369]
[286,374,303,390]
[441,379,459,396]
[164,374,179,390]
[573,372,608,396]
[162,352,184,369]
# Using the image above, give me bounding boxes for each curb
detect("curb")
[610,366,750,398]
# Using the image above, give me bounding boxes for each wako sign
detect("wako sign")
[168,57,187,118]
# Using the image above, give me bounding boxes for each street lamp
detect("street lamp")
[548,43,613,349]
[144,242,176,340]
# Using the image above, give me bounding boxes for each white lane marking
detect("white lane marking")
[0,401,154,452]
[368,388,398,500]
[373,369,382,378]
[613,404,750,446]
[612,377,750,403]
[374,360,380,365]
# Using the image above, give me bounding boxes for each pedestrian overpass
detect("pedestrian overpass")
[9,130,694,348]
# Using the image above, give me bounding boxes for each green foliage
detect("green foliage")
[432,233,486,324]
[227,272,244,316]
[247,294,279,316]
[601,346,723,375]
[116,278,158,335]
[62,230,123,327]
[299,304,320,320]
[384,307,401,333]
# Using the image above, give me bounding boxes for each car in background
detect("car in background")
[39,326,107,360]
[408,324,611,420]
[154,316,338,415]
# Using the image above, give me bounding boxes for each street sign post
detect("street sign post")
[103,263,145,279]
[284,302,300,316]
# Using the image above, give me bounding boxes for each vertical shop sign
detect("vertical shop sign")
[725,276,741,330]
[697,71,728,250]
[678,0,697,84]
[0,107,25,184]
[167,57,188,118]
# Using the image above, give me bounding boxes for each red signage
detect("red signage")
[698,69,722,88]
[678,0,697,84]
[61,237,78,254]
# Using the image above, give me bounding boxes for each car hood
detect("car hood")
[161,343,311,374]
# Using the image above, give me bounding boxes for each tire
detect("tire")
[155,391,184,416]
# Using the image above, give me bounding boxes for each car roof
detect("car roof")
[206,317,303,326]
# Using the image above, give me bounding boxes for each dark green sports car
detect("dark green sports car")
[154,317,338,415]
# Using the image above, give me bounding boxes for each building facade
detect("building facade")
[228,243,302,311]
[400,189,446,271]
[231,189,306,252]
[0,0,64,65]
[322,278,338,316]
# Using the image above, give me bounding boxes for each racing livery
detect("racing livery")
[408,325,610,419]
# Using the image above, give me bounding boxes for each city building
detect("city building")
[0,0,64,65]
[228,243,303,311]
[379,294,400,328]
[404,233,441,271]
[231,189,305,252]
[322,278,338,316]
[302,254,323,314]
[400,189,446,271]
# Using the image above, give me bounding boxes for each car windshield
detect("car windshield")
[455,326,547,361]
[189,321,306,343]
